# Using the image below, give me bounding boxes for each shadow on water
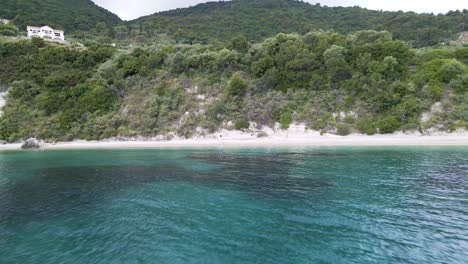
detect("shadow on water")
[0,165,183,225]
[189,152,335,193]
[0,152,334,226]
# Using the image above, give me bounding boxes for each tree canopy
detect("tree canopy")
[129,0,467,47]
[0,30,466,142]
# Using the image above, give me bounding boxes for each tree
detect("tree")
[114,25,129,40]
[348,30,392,46]
[323,45,350,83]
[227,72,247,97]
[229,35,249,53]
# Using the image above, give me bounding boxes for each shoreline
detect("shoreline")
[1,133,467,151]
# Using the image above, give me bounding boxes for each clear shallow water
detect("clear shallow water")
[0,147,467,263]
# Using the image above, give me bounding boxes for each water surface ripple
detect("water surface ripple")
[0,147,467,263]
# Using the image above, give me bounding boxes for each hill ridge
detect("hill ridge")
[0,0,121,33]
[128,0,467,47]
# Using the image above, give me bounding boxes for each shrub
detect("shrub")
[415,49,454,64]
[0,28,16,36]
[0,24,18,36]
[227,72,247,97]
[343,115,355,124]
[279,110,293,129]
[418,59,465,83]
[120,57,142,77]
[205,102,224,125]
[28,37,46,49]
[454,47,468,63]
[78,83,119,114]
[234,118,250,130]
[336,123,351,136]
[450,74,468,93]
[427,84,443,101]
[376,116,401,134]
[439,59,465,83]
[310,117,326,130]
[356,118,376,135]
[100,125,117,139]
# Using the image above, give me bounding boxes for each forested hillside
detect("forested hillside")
[0,1,467,142]
[130,0,467,47]
[0,31,466,142]
[1,0,466,47]
[0,0,121,32]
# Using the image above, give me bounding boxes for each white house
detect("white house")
[27,25,65,42]
[0,19,11,25]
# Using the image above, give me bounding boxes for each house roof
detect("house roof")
[26,25,64,33]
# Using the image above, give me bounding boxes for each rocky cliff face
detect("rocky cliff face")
[456,32,468,45]
[0,90,8,117]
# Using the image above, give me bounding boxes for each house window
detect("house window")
[54,33,61,37]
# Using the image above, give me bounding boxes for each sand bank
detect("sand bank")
[1,126,467,151]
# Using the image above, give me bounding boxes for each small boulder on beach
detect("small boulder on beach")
[21,138,41,149]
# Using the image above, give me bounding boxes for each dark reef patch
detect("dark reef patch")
[0,153,332,225]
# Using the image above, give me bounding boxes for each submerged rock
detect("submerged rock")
[21,138,41,149]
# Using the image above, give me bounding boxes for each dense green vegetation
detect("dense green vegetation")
[1,0,466,48]
[0,0,466,142]
[0,30,466,142]
[0,23,19,37]
[0,0,121,33]
[0,38,116,141]
[129,0,467,47]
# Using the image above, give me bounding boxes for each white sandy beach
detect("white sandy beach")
[1,125,467,150]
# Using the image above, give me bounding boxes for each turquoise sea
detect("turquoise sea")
[0,147,467,263]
